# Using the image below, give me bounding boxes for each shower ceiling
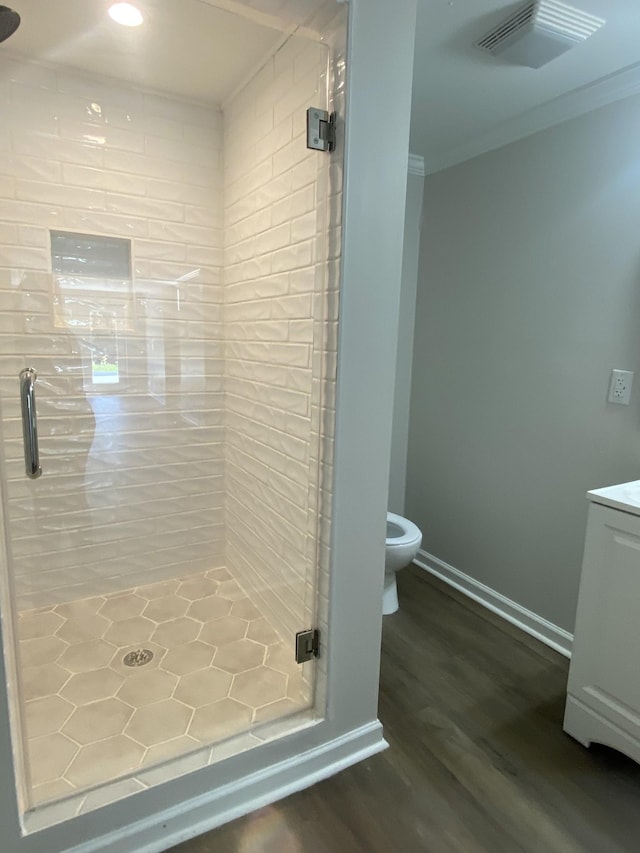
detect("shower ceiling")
[2,0,294,102]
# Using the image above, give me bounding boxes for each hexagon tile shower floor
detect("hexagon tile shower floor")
[17,569,308,804]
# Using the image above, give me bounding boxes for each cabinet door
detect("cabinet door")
[568,503,640,732]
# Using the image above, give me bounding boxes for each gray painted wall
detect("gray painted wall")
[389,170,424,514]
[406,93,640,633]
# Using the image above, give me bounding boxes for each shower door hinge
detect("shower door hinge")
[306,109,336,152]
[295,628,320,663]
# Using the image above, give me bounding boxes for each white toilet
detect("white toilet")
[384,512,422,614]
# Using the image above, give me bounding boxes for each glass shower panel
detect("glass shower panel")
[0,0,341,828]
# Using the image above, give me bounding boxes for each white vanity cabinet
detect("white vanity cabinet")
[564,481,640,764]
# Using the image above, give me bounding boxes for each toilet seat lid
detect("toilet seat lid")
[386,511,422,546]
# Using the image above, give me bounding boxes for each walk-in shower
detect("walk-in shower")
[0,0,344,832]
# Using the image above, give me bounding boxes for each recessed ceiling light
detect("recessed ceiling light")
[108,3,144,27]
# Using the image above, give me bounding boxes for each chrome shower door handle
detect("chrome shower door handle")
[19,368,42,479]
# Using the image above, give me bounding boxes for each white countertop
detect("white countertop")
[588,481,640,517]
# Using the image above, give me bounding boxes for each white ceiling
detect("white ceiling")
[2,0,298,104]
[411,0,640,171]
[6,0,635,165]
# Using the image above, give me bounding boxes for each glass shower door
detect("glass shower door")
[0,0,340,828]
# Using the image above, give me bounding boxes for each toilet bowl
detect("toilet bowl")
[384,512,422,615]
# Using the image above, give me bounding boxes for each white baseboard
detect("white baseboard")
[413,549,573,658]
[71,721,387,853]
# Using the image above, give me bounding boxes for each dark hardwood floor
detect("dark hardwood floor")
[172,566,640,852]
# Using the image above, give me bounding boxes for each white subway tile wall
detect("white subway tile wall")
[0,17,342,653]
[0,56,225,610]
[223,34,333,646]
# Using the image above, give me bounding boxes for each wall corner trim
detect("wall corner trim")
[423,60,640,175]
[413,549,573,658]
[408,153,426,176]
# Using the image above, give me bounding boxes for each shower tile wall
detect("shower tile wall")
[0,57,225,610]
[223,35,330,643]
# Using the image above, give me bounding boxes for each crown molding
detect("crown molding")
[408,153,425,176]
[423,59,640,176]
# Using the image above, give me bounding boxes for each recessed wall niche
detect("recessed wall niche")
[50,231,134,385]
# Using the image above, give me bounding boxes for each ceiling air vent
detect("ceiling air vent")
[476,0,605,68]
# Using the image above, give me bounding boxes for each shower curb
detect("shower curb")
[64,720,387,853]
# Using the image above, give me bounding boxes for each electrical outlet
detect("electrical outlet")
[608,369,634,406]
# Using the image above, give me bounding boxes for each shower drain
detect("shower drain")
[123,649,154,667]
